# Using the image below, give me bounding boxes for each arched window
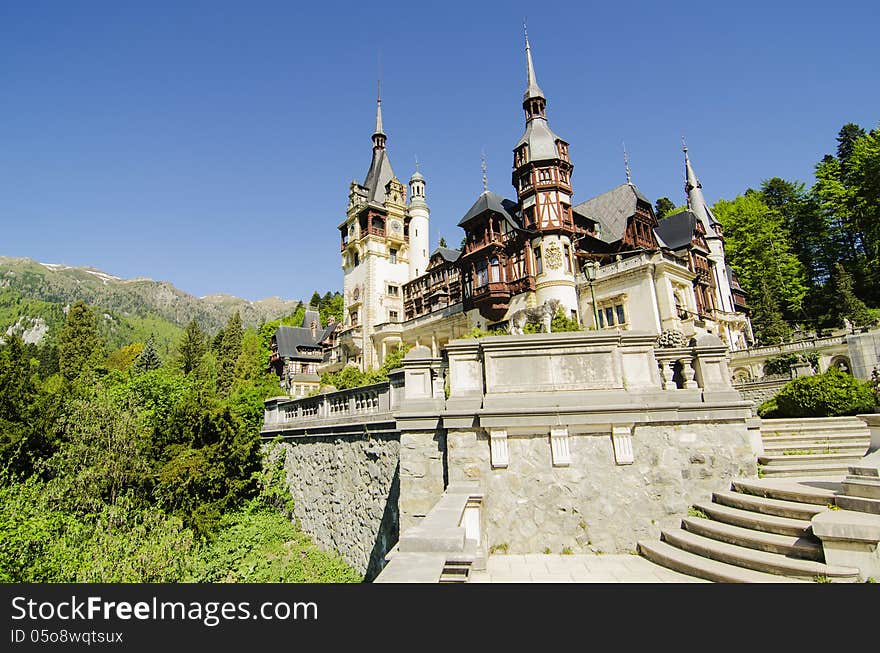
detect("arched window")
[490,256,500,282]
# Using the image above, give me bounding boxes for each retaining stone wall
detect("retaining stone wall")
[269,435,400,581]
[447,423,756,555]
[734,378,788,405]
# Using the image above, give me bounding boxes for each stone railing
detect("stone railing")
[576,252,688,284]
[262,380,399,436]
[729,335,846,361]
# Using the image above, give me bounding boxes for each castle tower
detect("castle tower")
[511,29,579,319]
[684,144,735,315]
[407,167,430,280]
[338,90,411,370]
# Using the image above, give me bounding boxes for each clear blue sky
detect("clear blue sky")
[2,1,878,302]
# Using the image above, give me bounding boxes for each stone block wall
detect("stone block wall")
[272,435,400,580]
[733,378,788,405]
[447,422,756,555]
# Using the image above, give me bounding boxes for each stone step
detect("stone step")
[637,539,803,583]
[762,442,869,455]
[760,463,853,477]
[693,501,812,537]
[760,417,868,431]
[761,425,869,436]
[659,528,859,582]
[760,433,870,446]
[759,453,865,467]
[439,562,471,583]
[835,494,880,515]
[712,490,828,521]
[731,478,838,506]
[680,516,824,561]
[843,478,880,500]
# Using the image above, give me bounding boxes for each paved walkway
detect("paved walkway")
[468,553,708,583]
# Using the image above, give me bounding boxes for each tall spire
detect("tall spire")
[372,78,386,150]
[682,140,719,236]
[683,137,700,195]
[523,22,545,102]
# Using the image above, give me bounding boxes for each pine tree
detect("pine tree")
[217,312,243,392]
[132,338,162,374]
[833,263,872,330]
[752,281,791,345]
[177,319,207,375]
[654,197,676,220]
[57,300,103,381]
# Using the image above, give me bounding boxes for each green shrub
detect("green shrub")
[770,368,874,418]
[757,396,778,417]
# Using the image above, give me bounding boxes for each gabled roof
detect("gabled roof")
[458,190,520,228]
[655,210,710,252]
[431,246,461,263]
[274,326,324,359]
[573,183,651,244]
[362,148,396,205]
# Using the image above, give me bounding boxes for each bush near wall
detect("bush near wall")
[758,368,875,418]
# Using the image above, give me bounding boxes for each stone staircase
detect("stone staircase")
[638,478,861,582]
[758,417,871,477]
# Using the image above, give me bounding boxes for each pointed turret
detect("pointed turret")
[683,142,719,238]
[362,87,395,204]
[522,27,547,122]
[372,83,386,150]
[524,28,545,104]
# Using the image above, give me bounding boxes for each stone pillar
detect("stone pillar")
[679,358,698,389]
[397,345,448,531]
[398,430,446,533]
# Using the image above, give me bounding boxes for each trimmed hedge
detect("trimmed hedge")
[759,368,874,418]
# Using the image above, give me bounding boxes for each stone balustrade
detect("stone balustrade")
[729,335,846,361]
[262,379,399,437]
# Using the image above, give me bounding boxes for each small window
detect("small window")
[490,256,500,282]
[476,260,489,287]
[534,246,543,274]
[615,304,626,326]
[564,244,572,273]
[353,252,360,266]
[387,284,399,296]
[605,307,614,327]
[389,310,399,322]
[390,248,397,264]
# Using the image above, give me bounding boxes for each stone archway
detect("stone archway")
[829,356,852,374]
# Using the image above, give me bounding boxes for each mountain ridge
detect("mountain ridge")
[0,256,309,340]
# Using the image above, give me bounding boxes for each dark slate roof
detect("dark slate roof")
[573,183,650,244]
[514,118,564,162]
[362,148,396,204]
[458,191,520,228]
[275,326,324,359]
[302,308,321,330]
[432,246,461,262]
[655,210,699,250]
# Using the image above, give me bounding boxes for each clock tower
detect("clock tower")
[338,89,428,370]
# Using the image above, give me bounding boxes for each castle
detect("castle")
[272,31,753,391]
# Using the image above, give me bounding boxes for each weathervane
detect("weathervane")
[481,150,488,193]
[623,142,632,184]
